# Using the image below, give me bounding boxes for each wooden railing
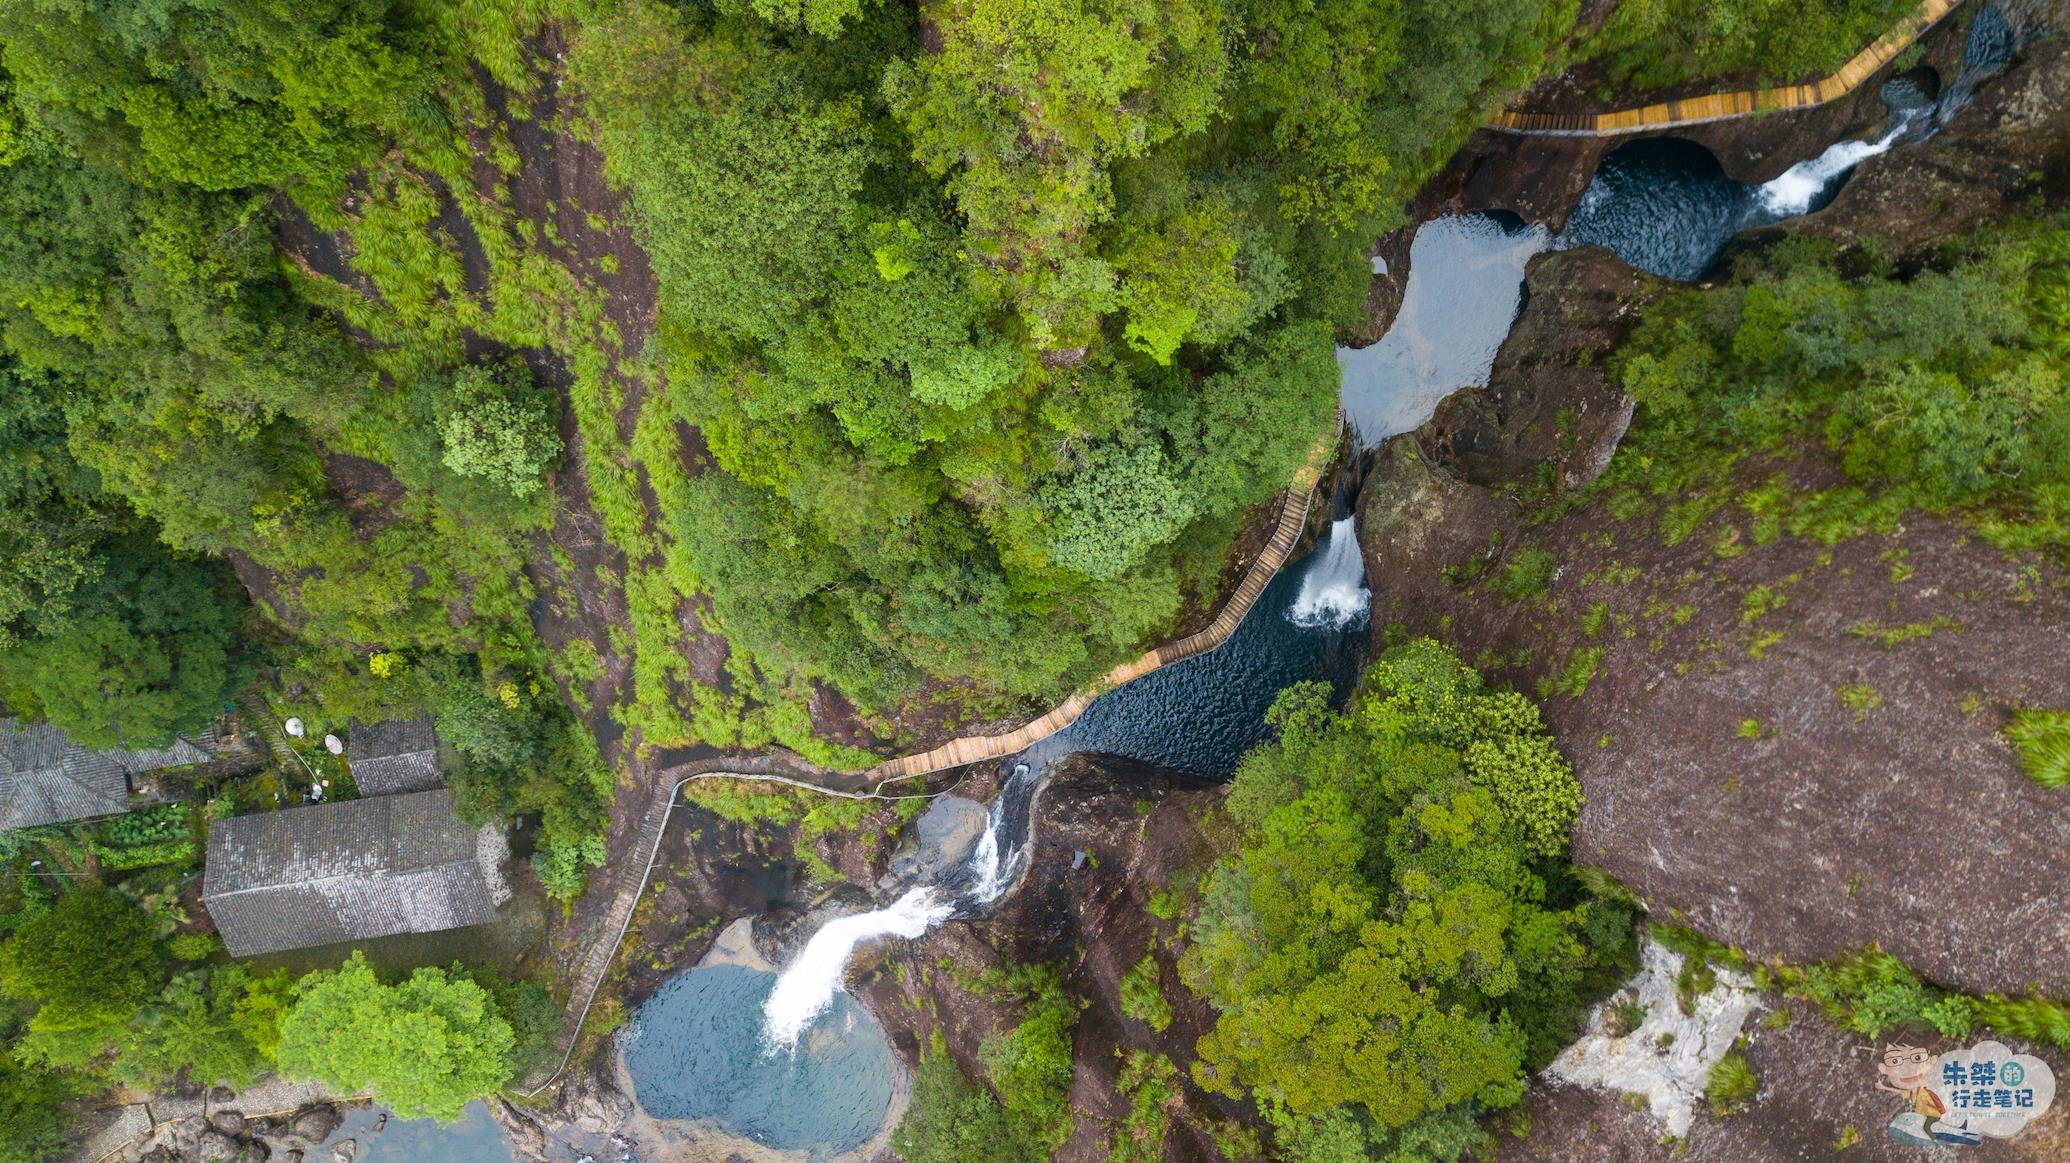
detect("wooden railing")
[863,412,1342,783]
[1489,0,1962,136]
[513,411,1343,1095]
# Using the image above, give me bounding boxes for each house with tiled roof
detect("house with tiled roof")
[200,787,510,956]
[0,718,215,831]
[346,717,443,796]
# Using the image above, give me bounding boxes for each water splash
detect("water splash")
[1752,119,1910,218]
[761,763,1043,1048]
[760,886,955,1050]
[1286,519,1370,631]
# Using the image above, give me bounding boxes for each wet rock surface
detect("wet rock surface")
[847,754,1245,1161]
[1356,44,2070,1000]
[880,793,988,891]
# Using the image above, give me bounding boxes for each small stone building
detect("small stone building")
[201,788,510,956]
[346,717,442,796]
[0,717,215,831]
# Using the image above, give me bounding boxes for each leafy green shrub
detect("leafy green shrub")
[276,953,514,1123]
[2005,710,2070,787]
[1111,1052,1179,1163]
[979,967,1079,1159]
[167,932,220,962]
[892,1034,1019,1163]
[531,833,607,903]
[93,839,198,871]
[1705,1051,1758,1117]
[438,360,560,499]
[1837,683,1884,720]
[1118,956,1173,1033]
[0,889,165,1033]
[1496,547,1559,602]
[90,805,198,870]
[1145,889,1184,921]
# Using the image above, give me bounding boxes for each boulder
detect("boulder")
[289,1105,341,1144]
[560,1070,633,1135]
[209,1111,246,1137]
[489,1100,551,1163]
[192,1130,240,1163]
[329,1139,359,1163]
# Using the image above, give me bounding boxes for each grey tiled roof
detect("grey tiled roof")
[347,717,443,796]
[201,788,507,957]
[0,718,215,831]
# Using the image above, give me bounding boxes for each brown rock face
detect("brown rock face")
[1501,996,2070,1162]
[857,754,1247,1163]
[1355,24,2070,999]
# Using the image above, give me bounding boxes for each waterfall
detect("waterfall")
[1752,118,1910,218]
[1939,4,2018,124]
[761,762,1042,1048]
[761,886,955,1050]
[1287,518,1370,631]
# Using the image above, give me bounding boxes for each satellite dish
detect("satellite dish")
[323,734,344,755]
[283,717,305,738]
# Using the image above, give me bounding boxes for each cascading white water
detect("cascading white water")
[962,782,1023,907]
[1286,518,1370,631]
[761,885,956,1050]
[1754,119,1909,217]
[762,763,1039,1049]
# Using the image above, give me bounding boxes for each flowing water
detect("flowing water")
[1562,116,1916,281]
[1338,213,1552,443]
[761,888,954,1050]
[624,965,897,1158]
[1753,120,1910,217]
[630,12,2032,1152]
[1287,518,1372,631]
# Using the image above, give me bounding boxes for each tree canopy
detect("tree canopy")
[275,953,516,1123]
[1182,641,1632,1154]
[0,889,164,1033]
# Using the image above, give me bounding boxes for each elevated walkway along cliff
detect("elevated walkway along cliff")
[1489,0,1963,136]
[519,412,1343,1094]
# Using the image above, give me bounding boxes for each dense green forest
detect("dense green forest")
[0,0,1588,885]
[0,0,1589,1148]
[1596,215,2070,554]
[0,0,2001,1156]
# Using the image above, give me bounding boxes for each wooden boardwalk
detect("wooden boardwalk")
[864,412,1343,783]
[514,755,928,1095]
[513,412,1343,1095]
[1489,0,1961,136]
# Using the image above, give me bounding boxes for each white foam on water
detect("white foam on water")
[964,809,1010,905]
[1754,120,1907,217]
[1287,519,1370,631]
[762,762,1040,1048]
[761,885,955,1050]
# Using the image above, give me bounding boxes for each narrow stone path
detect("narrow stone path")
[1490,0,1962,135]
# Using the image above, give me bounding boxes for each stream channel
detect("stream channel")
[372,11,2019,1158]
